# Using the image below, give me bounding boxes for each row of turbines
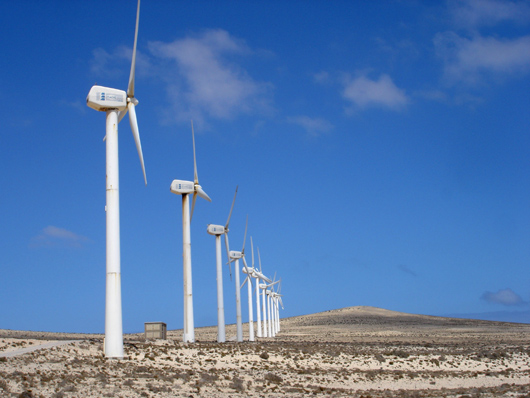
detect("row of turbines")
[204,186,284,344]
[86,0,283,359]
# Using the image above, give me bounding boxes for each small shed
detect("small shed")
[144,322,167,340]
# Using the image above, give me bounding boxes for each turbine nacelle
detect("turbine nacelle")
[229,250,243,259]
[242,267,256,275]
[170,180,194,195]
[87,85,127,112]
[207,224,225,236]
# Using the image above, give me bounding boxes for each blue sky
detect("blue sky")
[1,0,529,333]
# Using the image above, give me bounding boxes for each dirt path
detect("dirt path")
[0,340,80,358]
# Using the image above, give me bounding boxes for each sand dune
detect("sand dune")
[1,306,529,397]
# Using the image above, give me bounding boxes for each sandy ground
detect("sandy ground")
[0,306,529,397]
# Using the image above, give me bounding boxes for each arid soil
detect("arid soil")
[0,306,529,397]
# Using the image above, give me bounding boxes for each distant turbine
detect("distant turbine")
[265,277,280,337]
[170,120,212,343]
[206,187,238,343]
[227,216,249,342]
[244,243,272,339]
[241,237,259,342]
[86,0,146,359]
[260,282,268,337]
[271,280,283,335]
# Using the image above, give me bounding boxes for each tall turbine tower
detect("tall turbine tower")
[250,239,261,338]
[260,282,268,337]
[170,120,211,343]
[206,187,238,343]
[86,0,146,359]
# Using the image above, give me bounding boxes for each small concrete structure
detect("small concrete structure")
[144,322,167,340]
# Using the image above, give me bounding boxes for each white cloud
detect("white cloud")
[435,32,530,83]
[450,0,530,29]
[30,226,90,249]
[287,116,334,137]
[481,288,527,306]
[313,71,331,85]
[148,29,272,124]
[89,46,151,84]
[342,74,409,111]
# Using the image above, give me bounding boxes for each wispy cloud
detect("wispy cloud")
[481,288,528,306]
[435,33,530,84]
[449,0,530,29]
[287,116,334,137]
[147,29,273,125]
[30,226,90,249]
[434,0,530,87]
[89,46,151,80]
[342,74,409,111]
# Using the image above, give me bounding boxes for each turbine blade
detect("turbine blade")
[225,186,238,229]
[241,275,249,290]
[118,108,128,123]
[251,236,254,268]
[241,215,248,253]
[127,0,140,98]
[196,185,212,202]
[128,102,147,185]
[191,120,198,185]
[190,192,197,222]
[242,257,253,288]
[224,234,232,280]
[258,247,262,273]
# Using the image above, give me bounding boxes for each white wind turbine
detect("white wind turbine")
[206,187,238,343]
[86,0,146,359]
[271,281,284,335]
[261,277,279,338]
[241,237,261,342]
[226,216,249,342]
[250,245,272,338]
[170,120,212,343]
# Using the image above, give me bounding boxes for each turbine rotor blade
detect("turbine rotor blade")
[128,102,147,185]
[190,192,197,222]
[241,275,249,289]
[251,236,255,268]
[241,215,248,254]
[118,108,128,123]
[242,257,253,288]
[196,185,212,202]
[224,233,232,280]
[191,120,198,185]
[127,0,140,98]
[225,186,238,229]
[258,247,262,273]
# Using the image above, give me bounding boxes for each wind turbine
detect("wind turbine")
[170,120,212,343]
[241,237,260,342]
[265,277,280,337]
[255,249,273,338]
[227,216,249,342]
[250,245,271,338]
[86,0,146,359]
[260,281,268,337]
[206,187,238,343]
[271,281,283,335]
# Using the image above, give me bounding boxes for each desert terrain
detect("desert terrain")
[0,306,529,397]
